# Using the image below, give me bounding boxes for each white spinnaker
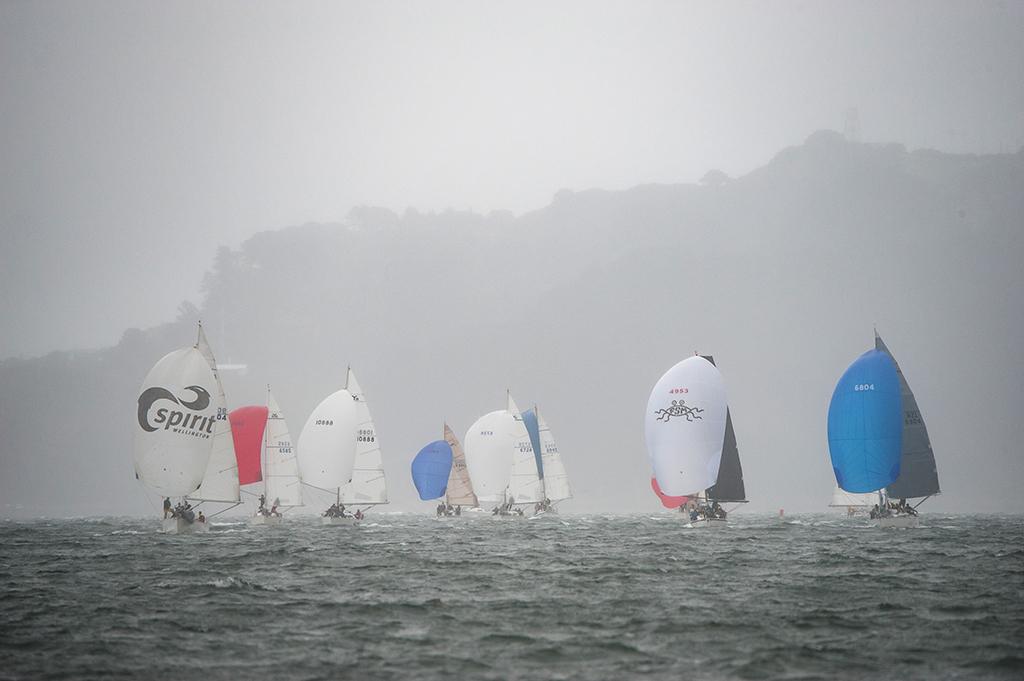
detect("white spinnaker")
[133,346,220,497]
[339,368,388,505]
[265,390,302,507]
[464,410,516,504]
[536,407,572,503]
[190,326,239,502]
[506,393,544,504]
[644,356,728,497]
[830,485,877,508]
[297,388,359,491]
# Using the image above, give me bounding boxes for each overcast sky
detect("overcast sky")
[2,0,1022,358]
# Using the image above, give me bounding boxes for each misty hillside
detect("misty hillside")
[3,130,1022,517]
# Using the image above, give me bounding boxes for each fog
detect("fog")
[1,2,1022,517]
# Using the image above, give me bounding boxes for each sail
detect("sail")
[443,423,478,506]
[533,406,572,502]
[339,369,388,505]
[296,386,359,491]
[464,409,517,504]
[228,406,268,486]
[701,356,746,502]
[830,485,877,508]
[875,332,941,499]
[521,408,545,478]
[505,393,545,504]
[191,326,240,502]
[827,349,903,493]
[411,440,453,501]
[645,356,728,497]
[133,342,221,497]
[265,390,302,507]
[651,477,687,509]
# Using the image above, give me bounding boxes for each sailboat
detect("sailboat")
[521,405,572,515]
[443,422,479,512]
[874,331,940,524]
[296,375,359,526]
[410,438,454,514]
[337,368,388,517]
[231,387,303,526]
[133,323,237,534]
[827,343,910,527]
[464,391,535,517]
[644,355,729,528]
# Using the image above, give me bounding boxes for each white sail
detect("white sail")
[296,386,359,491]
[644,355,728,497]
[133,343,220,497]
[506,393,544,504]
[464,409,517,505]
[830,485,876,508]
[264,389,302,508]
[535,406,572,503]
[189,325,239,502]
[339,368,388,505]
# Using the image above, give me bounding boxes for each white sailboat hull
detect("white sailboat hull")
[249,514,282,526]
[686,517,728,529]
[161,517,210,534]
[877,514,919,528]
[321,516,359,526]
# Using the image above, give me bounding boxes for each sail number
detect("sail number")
[357,428,375,443]
[315,419,334,426]
[669,388,689,394]
[480,430,494,436]
[854,384,875,391]
[905,409,922,425]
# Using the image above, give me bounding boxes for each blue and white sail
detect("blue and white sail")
[411,440,453,501]
[827,349,903,494]
[523,406,572,504]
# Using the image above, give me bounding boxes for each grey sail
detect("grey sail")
[701,355,747,502]
[875,332,940,499]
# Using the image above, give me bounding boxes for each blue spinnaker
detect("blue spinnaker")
[827,349,903,493]
[521,408,544,479]
[411,440,453,501]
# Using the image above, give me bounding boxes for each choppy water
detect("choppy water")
[1,513,1022,680]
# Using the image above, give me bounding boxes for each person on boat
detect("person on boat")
[492,506,499,515]
[197,511,206,523]
[354,509,364,520]
[258,493,267,514]
[163,498,172,519]
[455,505,462,516]
[870,504,879,519]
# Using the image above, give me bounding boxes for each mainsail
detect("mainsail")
[701,356,746,503]
[875,332,940,500]
[531,406,572,503]
[265,389,302,508]
[133,326,224,497]
[505,393,545,504]
[411,440,453,501]
[827,349,903,493]
[339,368,388,505]
[645,356,728,497]
[443,423,478,506]
[190,325,240,503]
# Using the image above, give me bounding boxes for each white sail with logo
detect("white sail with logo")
[506,393,544,504]
[133,328,224,498]
[297,386,359,492]
[264,389,302,508]
[190,325,240,502]
[338,368,388,505]
[644,355,728,497]
[535,406,572,503]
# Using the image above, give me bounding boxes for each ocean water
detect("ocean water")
[1,513,1022,680]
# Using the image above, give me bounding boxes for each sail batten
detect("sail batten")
[875,333,941,499]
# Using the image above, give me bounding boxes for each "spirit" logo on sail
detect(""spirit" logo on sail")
[137,385,219,437]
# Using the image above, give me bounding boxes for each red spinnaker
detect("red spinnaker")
[651,477,688,509]
[229,406,268,486]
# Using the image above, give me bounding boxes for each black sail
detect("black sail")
[875,332,941,499]
[701,355,747,502]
